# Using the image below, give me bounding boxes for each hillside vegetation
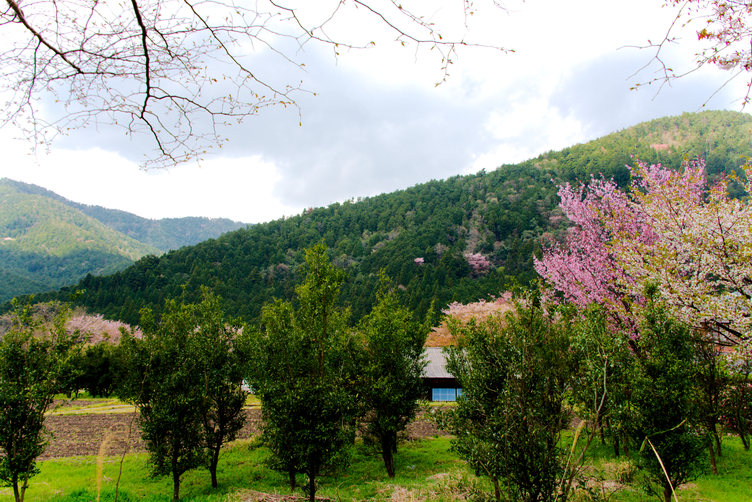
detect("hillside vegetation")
[0,179,247,252]
[0,180,249,302]
[0,185,162,302]
[12,110,752,325]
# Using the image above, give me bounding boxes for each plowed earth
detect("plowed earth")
[42,402,447,459]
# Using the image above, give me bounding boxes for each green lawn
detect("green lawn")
[1,435,750,501]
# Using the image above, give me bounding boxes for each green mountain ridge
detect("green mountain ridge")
[0,185,163,301]
[0,178,248,252]
[9,110,752,325]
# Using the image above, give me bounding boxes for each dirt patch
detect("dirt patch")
[42,407,443,459]
[42,408,263,459]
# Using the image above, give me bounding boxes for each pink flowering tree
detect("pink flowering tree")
[611,158,752,345]
[464,253,491,275]
[533,173,653,340]
[537,157,752,347]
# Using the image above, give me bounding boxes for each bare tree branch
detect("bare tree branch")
[1,0,511,168]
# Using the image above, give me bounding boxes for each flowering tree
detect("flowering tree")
[533,174,653,340]
[464,252,491,274]
[638,1,752,105]
[536,157,752,345]
[609,158,752,344]
[426,293,514,346]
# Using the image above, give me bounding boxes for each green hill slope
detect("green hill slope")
[0,185,163,301]
[0,179,248,252]
[14,110,752,325]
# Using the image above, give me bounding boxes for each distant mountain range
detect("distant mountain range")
[0,179,247,302]
[5,110,751,325]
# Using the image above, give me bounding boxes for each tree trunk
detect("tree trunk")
[741,432,750,451]
[622,436,630,460]
[308,470,316,502]
[493,477,501,502]
[289,470,297,492]
[613,433,620,458]
[382,436,396,478]
[173,470,181,502]
[708,441,718,475]
[714,431,722,457]
[12,480,21,502]
[209,442,221,488]
[663,483,673,502]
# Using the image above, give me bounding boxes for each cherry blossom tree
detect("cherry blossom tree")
[537,157,752,346]
[610,158,752,344]
[533,173,653,340]
[636,1,752,105]
[0,0,510,168]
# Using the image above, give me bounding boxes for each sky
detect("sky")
[1,0,749,224]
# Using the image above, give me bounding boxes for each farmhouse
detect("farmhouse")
[423,347,461,401]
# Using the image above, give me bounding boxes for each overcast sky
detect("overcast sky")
[1,0,748,224]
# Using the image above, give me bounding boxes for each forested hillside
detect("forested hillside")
[15,111,752,325]
[0,179,247,251]
[0,184,163,302]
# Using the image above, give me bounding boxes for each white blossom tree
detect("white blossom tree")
[609,158,752,345]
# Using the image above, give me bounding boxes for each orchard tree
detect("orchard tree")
[120,302,206,502]
[357,272,428,478]
[119,289,246,500]
[0,0,511,168]
[246,243,360,502]
[0,301,81,502]
[438,293,574,502]
[628,289,706,502]
[192,288,247,489]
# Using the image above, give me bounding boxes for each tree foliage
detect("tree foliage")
[357,272,428,478]
[438,294,574,502]
[628,291,707,502]
[0,300,80,502]
[537,156,752,350]
[118,288,246,500]
[245,243,360,502]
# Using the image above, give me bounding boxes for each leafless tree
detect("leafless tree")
[1,0,510,168]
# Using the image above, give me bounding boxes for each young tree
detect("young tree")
[0,301,81,502]
[119,290,246,500]
[628,290,706,502]
[246,243,360,502]
[357,273,428,478]
[1,0,511,168]
[192,289,247,489]
[438,294,574,502]
[120,302,206,502]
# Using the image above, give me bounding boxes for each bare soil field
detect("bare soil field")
[42,402,446,459]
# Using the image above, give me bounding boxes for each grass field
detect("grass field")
[2,433,751,502]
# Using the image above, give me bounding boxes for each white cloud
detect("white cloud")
[0,0,748,224]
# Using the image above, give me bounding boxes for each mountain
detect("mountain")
[0,180,248,302]
[0,179,247,252]
[10,110,752,325]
